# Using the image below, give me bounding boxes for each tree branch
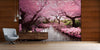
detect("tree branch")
[29,0,47,24]
[74,16,81,18]
[19,8,26,23]
[44,17,50,23]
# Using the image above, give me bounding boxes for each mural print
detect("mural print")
[19,0,81,41]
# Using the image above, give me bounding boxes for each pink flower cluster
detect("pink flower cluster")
[61,27,81,38]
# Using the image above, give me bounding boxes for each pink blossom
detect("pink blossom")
[60,27,81,38]
[19,24,22,32]
[19,0,81,22]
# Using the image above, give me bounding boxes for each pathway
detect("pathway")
[41,26,71,41]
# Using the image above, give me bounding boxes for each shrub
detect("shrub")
[64,20,72,26]
[62,19,69,23]
[75,20,81,27]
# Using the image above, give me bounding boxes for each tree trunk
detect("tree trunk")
[58,20,60,24]
[71,18,75,27]
[22,23,32,32]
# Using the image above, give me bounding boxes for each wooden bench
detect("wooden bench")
[18,32,48,41]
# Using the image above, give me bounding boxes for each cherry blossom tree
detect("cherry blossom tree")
[19,0,48,31]
[41,0,81,26]
[19,0,81,32]
[53,0,81,27]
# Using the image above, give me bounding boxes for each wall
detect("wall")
[81,0,100,41]
[0,0,100,41]
[0,0,19,41]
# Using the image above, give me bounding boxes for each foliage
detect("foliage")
[62,19,69,23]
[75,20,81,27]
[42,21,49,23]
[64,20,72,26]
[63,19,81,27]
